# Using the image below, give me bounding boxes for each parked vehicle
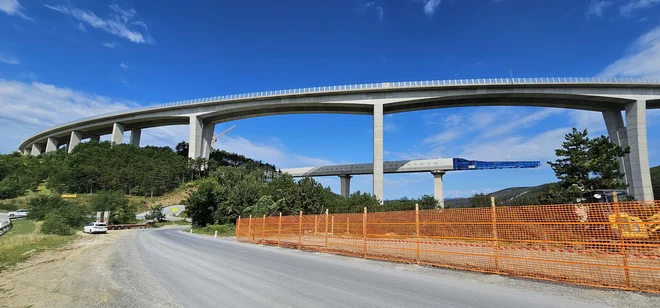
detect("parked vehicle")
[8,209,29,219]
[84,222,108,234]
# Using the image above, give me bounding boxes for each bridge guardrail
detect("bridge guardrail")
[23,77,660,144]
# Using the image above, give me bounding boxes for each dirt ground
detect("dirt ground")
[0,229,179,308]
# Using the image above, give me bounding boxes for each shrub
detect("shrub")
[145,205,166,222]
[28,195,68,220]
[41,213,72,235]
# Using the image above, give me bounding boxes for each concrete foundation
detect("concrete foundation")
[130,129,142,147]
[69,131,83,153]
[339,175,352,198]
[373,104,384,203]
[31,143,43,156]
[625,100,654,201]
[432,171,445,209]
[45,137,58,153]
[111,123,125,144]
[189,116,203,159]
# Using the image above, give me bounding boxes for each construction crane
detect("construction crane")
[210,125,236,149]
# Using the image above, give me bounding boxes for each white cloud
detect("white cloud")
[480,109,563,138]
[384,122,397,132]
[0,0,32,21]
[120,62,128,69]
[77,22,86,32]
[424,130,460,143]
[0,79,138,153]
[102,42,118,48]
[620,0,660,16]
[0,54,19,65]
[219,135,333,169]
[419,0,441,16]
[600,26,660,78]
[44,4,154,44]
[586,1,612,18]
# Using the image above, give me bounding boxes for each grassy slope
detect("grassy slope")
[0,220,74,271]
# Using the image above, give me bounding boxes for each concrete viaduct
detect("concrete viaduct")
[18,77,660,202]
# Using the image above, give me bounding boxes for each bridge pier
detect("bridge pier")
[129,129,141,147]
[111,123,125,144]
[45,137,59,153]
[432,171,445,209]
[339,175,352,198]
[373,104,384,203]
[30,143,43,156]
[89,135,101,143]
[625,100,654,201]
[189,116,203,159]
[68,131,83,153]
[603,109,633,196]
[22,148,30,155]
[201,123,216,160]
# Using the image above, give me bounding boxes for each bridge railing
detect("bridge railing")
[24,77,660,145]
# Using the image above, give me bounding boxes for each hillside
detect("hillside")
[446,165,660,207]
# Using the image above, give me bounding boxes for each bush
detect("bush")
[0,202,18,212]
[41,213,72,235]
[194,224,235,236]
[28,195,68,220]
[145,205,166,222]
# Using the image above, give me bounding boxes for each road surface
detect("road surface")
[135,228,647,308]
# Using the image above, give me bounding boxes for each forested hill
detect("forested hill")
[446,165,660,207]
[0,141,276,200]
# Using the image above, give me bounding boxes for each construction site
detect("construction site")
[236,200,660,293]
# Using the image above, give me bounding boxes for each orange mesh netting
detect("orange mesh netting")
[236,202,660,292]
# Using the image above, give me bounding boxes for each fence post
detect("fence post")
[363,207,367,258]
[261,214,266,244]
[236,216,241,241]
[249,215,253,243]
[298,211,303,249]
[491,197,500,273]
[415,203,420,264]
[277,212,282,247]
[324,209,329,250]
[613,202,632,287]
[314,215,318,236]
[331,216,334,235]
[347,217,350,234]
[613,191,619,203]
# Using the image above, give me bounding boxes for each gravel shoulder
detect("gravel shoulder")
[0,228,180,308]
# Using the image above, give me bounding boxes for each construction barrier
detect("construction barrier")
[236,201,660,292]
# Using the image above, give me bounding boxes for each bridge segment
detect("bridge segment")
[18,77,660,202]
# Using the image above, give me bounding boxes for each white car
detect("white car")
[84,222,108,234]
[8,209,29,219]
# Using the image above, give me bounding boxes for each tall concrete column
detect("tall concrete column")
[373,104,384,203]
[625,100,654,201]
[89,135,101,143]
[129,129,141,147]
[602,109,634,195]
[69,131,83,153]
[189,116,203,159]
[31,143,43,156]
[111,123,125,144]
[22,148,30,156]
[339,175,352,198]
[201,123,216,160]
[45,137,59,153]
[432,171,445,209]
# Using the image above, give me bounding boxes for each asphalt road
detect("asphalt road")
[134,228,631,308]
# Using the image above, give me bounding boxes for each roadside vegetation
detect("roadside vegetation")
[0,219,73,271]
[189,224,235,237]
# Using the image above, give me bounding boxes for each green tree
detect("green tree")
[89,191,136,224]
[548,128,591,189]
[468,193,491,207]
[185,178,222,227]
[546,128,630,203]
[145,205,166,222]
[28,195,68,220]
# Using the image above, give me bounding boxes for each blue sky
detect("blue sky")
[1,0,660,199]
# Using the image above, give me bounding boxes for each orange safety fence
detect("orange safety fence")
[235,201,660,292]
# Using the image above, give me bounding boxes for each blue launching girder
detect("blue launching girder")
[452,158,541,171]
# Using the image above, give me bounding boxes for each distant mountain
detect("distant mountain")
[446,165,660,207]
